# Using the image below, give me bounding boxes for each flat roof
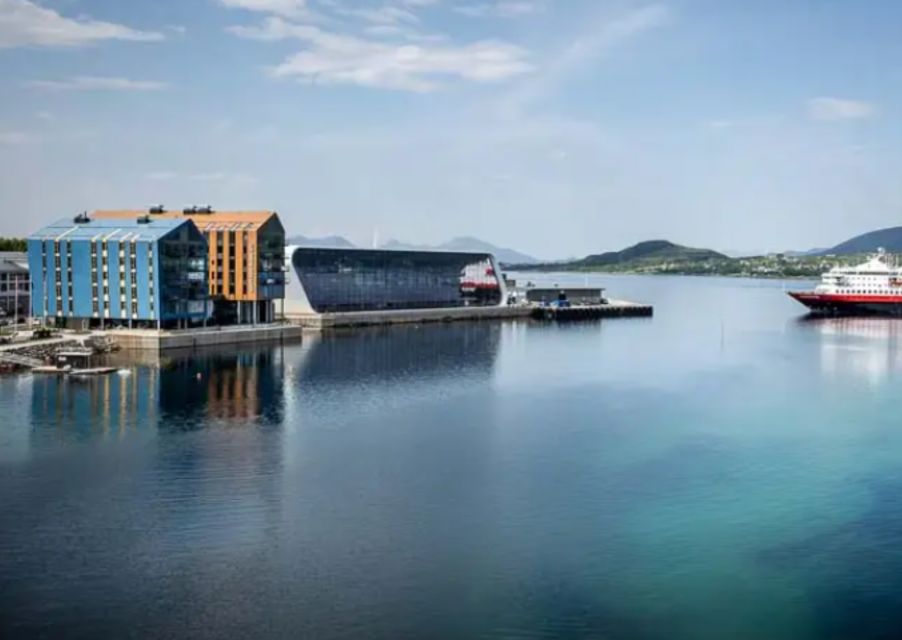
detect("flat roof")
[29,216,192,242]
[0,252,28,273]
[288,245,497,260]
[94,210,277,232]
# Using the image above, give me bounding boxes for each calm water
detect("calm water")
[4,274,902,639]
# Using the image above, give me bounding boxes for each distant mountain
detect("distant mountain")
[578,240,727,268]
[822,226,902,255]
[382,236,539,265]
[287,234,356,249]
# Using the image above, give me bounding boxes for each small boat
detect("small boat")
[35,350,117,377]
[69,367,118,378]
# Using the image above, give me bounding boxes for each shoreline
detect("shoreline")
[508,269,818,281]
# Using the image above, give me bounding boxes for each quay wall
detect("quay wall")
[108,324,302,352]
[286,301,652,330]
[287,306,531,330]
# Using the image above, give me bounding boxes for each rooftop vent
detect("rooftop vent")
[74,212,90,224]
[149,205,166,214]
[183,206,198,214]
[137,214,152,224]
[195,205,214,214]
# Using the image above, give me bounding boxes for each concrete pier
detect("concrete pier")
[531,300,653,321]
[286,305,531,330]
[107,323,302,352]
[286,300,652,331]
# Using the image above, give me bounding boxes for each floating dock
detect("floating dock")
[287,300,652,330]
[33,366,119,377]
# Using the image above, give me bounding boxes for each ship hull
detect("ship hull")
[788,292,902,316]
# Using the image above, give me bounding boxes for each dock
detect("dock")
[287,300,652,330]
[286,305,531,330]
[531,300,653,321]
[33,366,119,377]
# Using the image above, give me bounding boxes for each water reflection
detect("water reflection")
[29,345,287,449]
[282,323,502,428]
[8,347,289,639]
[157,347,286,427]
[12,277,902,639]
[798,316,902,384]
[30,367,160,446]
[292,322,501,387]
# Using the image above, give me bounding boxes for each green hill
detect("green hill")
[578,240,728,268]
[513,240,728,273]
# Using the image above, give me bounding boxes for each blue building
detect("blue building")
[28,214,209,329]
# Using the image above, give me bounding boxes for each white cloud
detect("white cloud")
[337,5,420,25]
[0,0,163,48]
[496,4,670,115]
[361,23,447,43]
[218,0,313,18]
[231,17,532,91]
[455,1,546,18]
[27,76,169,92]
[808,97,878,122]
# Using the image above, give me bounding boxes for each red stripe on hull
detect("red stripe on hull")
[788,292,902,316]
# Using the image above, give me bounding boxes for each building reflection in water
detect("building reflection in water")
[157,346,286,427]
[280,322,502,429]
[29,367,160,446]
[28,324,497,448]
[29,345,286,446]
[289,322,502,390]
[798,316,902,384]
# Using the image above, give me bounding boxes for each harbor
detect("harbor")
[1,215,654,360]
[3,1,900,636]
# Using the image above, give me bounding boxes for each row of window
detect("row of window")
[36,239,155,319]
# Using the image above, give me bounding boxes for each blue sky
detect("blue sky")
[0,0,900,257]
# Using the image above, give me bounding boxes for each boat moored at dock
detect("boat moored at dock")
[788,249,902,315]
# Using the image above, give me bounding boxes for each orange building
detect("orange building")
[93,207,286,324]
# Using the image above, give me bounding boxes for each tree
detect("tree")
[0,238,27,252]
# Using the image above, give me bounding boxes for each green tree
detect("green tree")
[0,238,27,252]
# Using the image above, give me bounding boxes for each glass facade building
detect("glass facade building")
[28,216,209,329]
[288,247,506,313]
[93,209,286,324]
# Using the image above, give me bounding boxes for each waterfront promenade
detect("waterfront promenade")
[107,323,302,352]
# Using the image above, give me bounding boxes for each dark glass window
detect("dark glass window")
[291,248,502,313]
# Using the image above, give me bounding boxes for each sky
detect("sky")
[0,0,901,259]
